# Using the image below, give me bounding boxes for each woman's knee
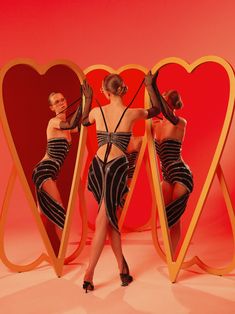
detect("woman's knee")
[96,207,109,228]
[42,179,62,203]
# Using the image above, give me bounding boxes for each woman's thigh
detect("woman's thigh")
[161,180,173,205]
[42,179,63,204]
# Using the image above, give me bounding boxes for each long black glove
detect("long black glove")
[81,80,93,126]
[151,71,179,125]
[145,71,161,119]
[60,101,82,130]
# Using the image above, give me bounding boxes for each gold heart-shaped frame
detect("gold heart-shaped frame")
[0,59,88,276]
[147,56,235,282]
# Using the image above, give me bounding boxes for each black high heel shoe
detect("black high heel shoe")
[120,257,133,286]
[83,281,94,293]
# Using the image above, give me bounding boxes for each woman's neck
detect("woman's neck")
[109,95,124,107]
[56,113,66,121]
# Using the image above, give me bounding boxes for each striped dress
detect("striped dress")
[155,138,193,227]
[87,105,133,232]
[32,137,71,229]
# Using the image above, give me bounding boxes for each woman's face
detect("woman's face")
[50,93,67,114]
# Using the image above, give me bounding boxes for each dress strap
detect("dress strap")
[95,78,145,167]
[114,78,145,133]
[127,78,145,110]
[114,106,129,133]
[96,99,109,132]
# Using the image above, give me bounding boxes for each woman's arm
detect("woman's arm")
[129,71,162,121]
[81,80,94,126]
[151,71,179,125]
[50,80,93,131]
[145,71,161,119]
[59,105,82,130]
[49,104,82,131]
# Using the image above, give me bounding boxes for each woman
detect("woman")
[32,81,92,255]
[82,72,160,292]
[152,86,194,256]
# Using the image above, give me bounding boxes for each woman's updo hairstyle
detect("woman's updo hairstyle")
[103,74,128,96]
[163,90,183,109]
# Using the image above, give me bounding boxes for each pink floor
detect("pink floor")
[0,231,235,314]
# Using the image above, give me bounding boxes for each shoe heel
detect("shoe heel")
[120,256,133,286]
[83,281,94,293]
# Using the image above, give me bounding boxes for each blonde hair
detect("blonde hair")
[103,74,128,96]
[163,90,183,109]
[48,92,59,105]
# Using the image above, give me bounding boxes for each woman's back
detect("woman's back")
[153,117,186,143]
[92,103,141,162]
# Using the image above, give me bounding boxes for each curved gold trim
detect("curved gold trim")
[84,63,147,75]
[64,180,88,264]
[119,133,148,230]
[0,166,52,271]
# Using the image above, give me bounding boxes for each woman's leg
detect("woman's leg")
[108,224,126,273]
[40,179,63,255]
[170,183,188,255]
[40,213,61,256]
[42,179,63,204]
[108,221,133,286]
[84,200,109,283]
[161,180,173,205]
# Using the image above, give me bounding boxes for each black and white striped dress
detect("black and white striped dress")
[87,106,133,232]
[32,138,71,229]
[155,138,193,227]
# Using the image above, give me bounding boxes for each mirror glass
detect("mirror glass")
[2,63,82,256]
[151,61,231,262]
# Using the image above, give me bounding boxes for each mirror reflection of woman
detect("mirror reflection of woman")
[32,82,92,255]
[152,88,194,256]
[81,72,160,292]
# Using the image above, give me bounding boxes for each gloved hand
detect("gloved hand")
[151,73,179,125]
[145,70,161,118]
[82,80,93,100]
[81,80,93,126]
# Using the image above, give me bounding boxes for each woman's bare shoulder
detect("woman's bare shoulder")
[127,107,145,113]
[90,107,99,114]
[48,116,60,125]
[178,116,187,126]
[126,107,146,119]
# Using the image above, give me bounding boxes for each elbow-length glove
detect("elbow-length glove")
[59,101,82,130]
[81,80,93,127]
[151,70,179,125]
[145,70,161,119]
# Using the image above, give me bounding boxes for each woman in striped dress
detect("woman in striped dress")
[82,72,161,292]
[152,89,193,256]
[32,83,92,255]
